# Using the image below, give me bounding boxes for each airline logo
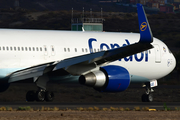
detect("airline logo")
[88,38,148,62]
[140,22,147,31]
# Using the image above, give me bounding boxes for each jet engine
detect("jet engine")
[79,65,130,92]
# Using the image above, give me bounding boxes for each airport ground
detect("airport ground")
[0,83,180,119]
[0,83,180,103]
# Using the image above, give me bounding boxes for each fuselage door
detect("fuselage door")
[154,44,161,63]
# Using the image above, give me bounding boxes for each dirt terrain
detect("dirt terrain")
[0,111,179,120]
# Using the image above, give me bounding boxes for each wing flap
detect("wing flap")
[9,62,55,83]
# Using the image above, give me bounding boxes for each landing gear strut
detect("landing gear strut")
[26,88,54,102]
[141,82,154,102]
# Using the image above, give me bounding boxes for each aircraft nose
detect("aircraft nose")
[169,53,176,71]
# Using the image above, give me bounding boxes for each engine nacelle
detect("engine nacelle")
[79,65,130,92]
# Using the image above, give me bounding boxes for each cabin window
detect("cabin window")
[6,47,9,51]
[36,47,39,51]
[18,47,20,51]
[85,48,88,52]
[14,47,16,51]
[94,49,96,52]
[75,48,77,52]
[82,48,84,52]
[40,47,42,51]
[68,48,70,52]
[44,47,47,51]
[0,47,1,50]
[21,47,24,51]
[10,47,12,51]
[52,47,54,52]
[3,47,5,51]
[64,48,66,52]
[29,47,31,51]
[25,47,28,51]
[33,47,35,51]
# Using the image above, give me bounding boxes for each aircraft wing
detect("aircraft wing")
[8,4,153,83]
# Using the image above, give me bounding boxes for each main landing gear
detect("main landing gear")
[141,81,157,102]
[26,74,54,102]
[26,88,54,102]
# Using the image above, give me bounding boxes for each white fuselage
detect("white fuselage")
[0,29,176,83]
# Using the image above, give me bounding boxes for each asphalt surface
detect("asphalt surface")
[0,102,180,110]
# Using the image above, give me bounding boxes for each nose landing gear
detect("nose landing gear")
[141,81,156,102]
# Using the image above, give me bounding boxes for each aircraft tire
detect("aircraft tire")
[141,94,153,102]
[147,93,153,102]
[45,91,54,102]
[36,91,45,102]
[26,91,35,102]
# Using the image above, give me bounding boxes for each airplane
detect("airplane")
[0,4,176,102]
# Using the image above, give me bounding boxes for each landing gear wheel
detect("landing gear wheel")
[141,94,153,102]
[45,91,54,102]
[26,91,35,102]
[36,91,45,102]
[147,94,153,102]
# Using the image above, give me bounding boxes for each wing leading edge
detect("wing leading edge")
[8,4,153,83]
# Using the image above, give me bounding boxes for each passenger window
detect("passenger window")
[18,47,20,51]
[29,47,31,51]
[33,47,35,51]
[6,47,9,51]
[40,47,42,51]
[75,48,77,52]
[44,47,47,51]
[25,47,28,51]
[3,47,5,50]
[21,47,24,51]
[10,47,13,51]
[90,48,93,53]
[0,47,1,50]
[64,48,66,52]
[85,48,88,52]
[94,49,96,52]
[68,48,70,52]
[14,47,16,51]
[36,47,39,51]
[82,48,84,52]
[52,47,54,52]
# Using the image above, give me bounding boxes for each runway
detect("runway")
[0,102,180,110]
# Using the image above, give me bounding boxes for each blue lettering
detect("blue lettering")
[110,44,120,49]
[88,38,148,62]
[100,43,110,50]
[135,52,144,62]
[88,38,97,53]
[145,51,148,62]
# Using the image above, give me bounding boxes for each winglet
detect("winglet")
[137,4,153,43]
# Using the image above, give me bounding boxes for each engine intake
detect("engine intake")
[79,65,131,92]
